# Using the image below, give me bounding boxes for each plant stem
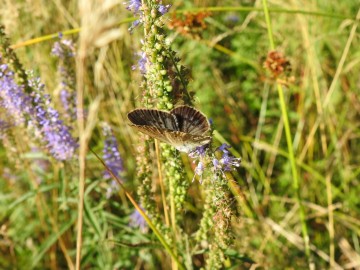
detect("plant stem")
[261,0,312,266]
[155,140,170,226]
[75,43,86,270]
[91,149,185,270]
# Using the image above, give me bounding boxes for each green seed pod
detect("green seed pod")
[155,43,162,51]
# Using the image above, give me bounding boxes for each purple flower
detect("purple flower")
[189,144,208,159]
[124,0,144,31]
[138,52,147,74]
[193,161,205,183]
[158,4,171,15]
[51,39,76,58]
[219,152,241,171]
[129,208,147,233]
[124,0,141,15]
[60,88,71,114]
[1,54,77,161]
[52,39,77,120]
[0,64,33,124]
[225,14,239,23]
[212,158,220,169]
[128,19,141,32]
[103,125,124,197]
[132,52,148,74]
[217,143,231,153]
[213,143,241,172]
[28,75,78,161]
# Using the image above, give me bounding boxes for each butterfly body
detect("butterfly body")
[127,106,211,153]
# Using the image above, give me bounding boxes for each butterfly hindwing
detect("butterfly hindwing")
[170,106,210,136]
[163,131,212,152]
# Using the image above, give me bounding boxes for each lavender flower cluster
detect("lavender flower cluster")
[0,62,33,124]
[191,143,241,182]
[102,125,124,198]
[129,207,147,233]
[0,55,77,161]
[51,38,77,120]
[28,74,78,160]
[102,125,146,229]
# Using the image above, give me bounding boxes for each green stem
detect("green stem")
[177,6,350,20]
[262,0,311,264]
[91,149,185,270]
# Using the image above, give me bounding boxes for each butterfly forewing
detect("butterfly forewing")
[170,106,210,136]
[163,131,211,153]
[127,108,179,131]
[127,105,212,152]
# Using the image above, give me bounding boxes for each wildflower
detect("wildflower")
[193,161,205,182]
[209,118,214,126]
[132,52,148,74]
[51,39,76,58]
[0,63,33,124]
[263,50,291,78]
[28,74,78,161]
[103,125,124,197]
[213,143,241,172]
[124,0,142,15]
[217,143,231,152]
[158,4,171,15]
[129,207,148,233]
[59,85,76,119]
[189,144,208,159]
[219,151,241,171]
[124,0,145,31]
[224,14,239,23]
[0,66,77,161]
[51,39,77,120]
[212,157,221,170]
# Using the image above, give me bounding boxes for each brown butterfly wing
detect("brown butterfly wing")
[163,131,211,152]
[170,106,210,136]
[129,125,173,145]
[127,109,179,131]
[128,106,212,152]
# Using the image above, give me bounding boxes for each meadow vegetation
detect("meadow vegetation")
[0,0,359,269]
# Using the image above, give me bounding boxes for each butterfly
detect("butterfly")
[127,105,211,153]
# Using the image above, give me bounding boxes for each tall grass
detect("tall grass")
[0,0,359,269]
